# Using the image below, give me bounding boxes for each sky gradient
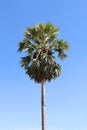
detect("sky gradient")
[0,0,87,130]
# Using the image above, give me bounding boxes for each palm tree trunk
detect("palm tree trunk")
[41,80,46,130]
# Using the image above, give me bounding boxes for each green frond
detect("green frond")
[58,52,68,60]
[45,23,59,32]
[57,40,69,51]
[53,39,69,60]
[21,55,31,68]
[26,56,61,83]
[18,39,35,54]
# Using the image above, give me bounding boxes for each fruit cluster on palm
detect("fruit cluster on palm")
[18,23,69,130]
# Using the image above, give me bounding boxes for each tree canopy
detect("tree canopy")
[18,23,69,83]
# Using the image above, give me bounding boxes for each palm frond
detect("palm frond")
[57,40,69,50]
[21,55,31,68]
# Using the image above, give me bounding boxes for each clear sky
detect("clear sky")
[0,0,87,130]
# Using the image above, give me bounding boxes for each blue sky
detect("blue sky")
[0,0,87,130]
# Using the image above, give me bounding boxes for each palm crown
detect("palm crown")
[18,23,69,83]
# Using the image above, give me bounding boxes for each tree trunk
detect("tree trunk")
[41,80,46,130]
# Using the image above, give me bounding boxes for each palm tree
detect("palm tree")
[18,23,69,130]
